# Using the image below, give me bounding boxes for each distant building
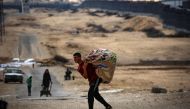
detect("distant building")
[64,0,83,3]
[68,0,81,2]
[128,0,160,1]
[126,0,185,8]
[84,0,160,1]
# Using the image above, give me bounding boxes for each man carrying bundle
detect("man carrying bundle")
[73,49,116,109]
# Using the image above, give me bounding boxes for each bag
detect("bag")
[85,48,117,83]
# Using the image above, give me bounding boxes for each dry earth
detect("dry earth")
[0,8,190,109]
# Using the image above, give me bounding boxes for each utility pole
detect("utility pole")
[21,0,24,13]
[0,0,4,44]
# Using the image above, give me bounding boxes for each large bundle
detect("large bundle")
[85,48,117,83]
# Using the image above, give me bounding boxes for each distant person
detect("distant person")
[32,64,34,69]
[26,76,32,96]
[41,69,52,96]
[64,67,72,80]
[73,52,112,109]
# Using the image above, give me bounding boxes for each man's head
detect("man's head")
[73,52,82,64]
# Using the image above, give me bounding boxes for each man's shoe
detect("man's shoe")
[106,105,112,109]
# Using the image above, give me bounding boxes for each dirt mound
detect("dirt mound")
[37,55,69,66]
[124,16,162,31]
[0,57,11,63]
[5,15,40,28]
[83,15,163,34]
[85,23,109,33]
[53,55,69,64]
[17,16,37,21]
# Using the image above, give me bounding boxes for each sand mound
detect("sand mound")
[124,16,162,31]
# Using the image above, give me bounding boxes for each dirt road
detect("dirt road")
[16,34,51,59]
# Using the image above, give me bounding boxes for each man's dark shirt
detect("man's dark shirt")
[78,62,98,84]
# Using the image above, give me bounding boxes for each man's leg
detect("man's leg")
[93,78,112,108]
[27,86,29,96]
[28,86,31,96]
[88,85,95,109]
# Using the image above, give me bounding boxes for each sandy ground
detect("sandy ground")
[1,65,190,109]
[0,8,190,109]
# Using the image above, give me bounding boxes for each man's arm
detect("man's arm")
[82,62,88,79]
